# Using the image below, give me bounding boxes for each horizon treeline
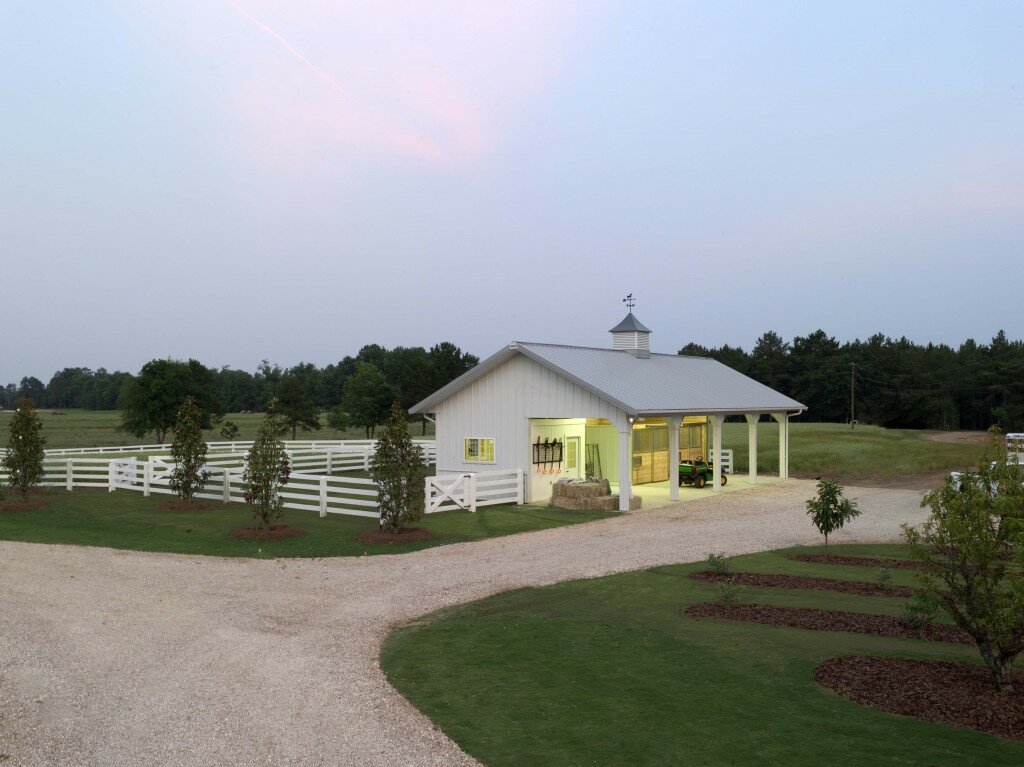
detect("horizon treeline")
[4,330,1022,432]
[3,342,478,418]
[679,329,1024,431]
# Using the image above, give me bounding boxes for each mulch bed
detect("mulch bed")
[157,500,220,512]
[690,570,912,598]
[789,553,928,570]
[815,655,1023,740]
[356,527,434,544]
[229,525,306,541]
[684,602,970,644]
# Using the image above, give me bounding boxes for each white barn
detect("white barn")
[410,312,806,511]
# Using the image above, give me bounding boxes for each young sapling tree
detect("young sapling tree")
[167,396,210,505]
[806,480,860,559]
[3,398,46,499]
[242,401,291,535]
[370,402,428,534]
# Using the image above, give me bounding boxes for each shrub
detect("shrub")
[370,402,428,533]
[902,590,942,630]
[706,552,732,576]
[3,398,45,499]
[219,420,240,441]
[718,579,743,607]
[806,480,860,557]
[874,563,894,592]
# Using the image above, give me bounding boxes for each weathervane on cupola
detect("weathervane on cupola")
[610,293,651,357]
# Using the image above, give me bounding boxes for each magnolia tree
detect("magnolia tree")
[168,396,210,505]
[903,436,1024,693]
[243,402,291,534]
[3,398,46,499]
[370,402,428,533]
[806,479,860,557]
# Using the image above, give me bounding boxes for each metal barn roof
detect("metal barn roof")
[608,312,652,334]
[410,341,806,417]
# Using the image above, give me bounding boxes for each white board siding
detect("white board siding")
[434,354,627,501]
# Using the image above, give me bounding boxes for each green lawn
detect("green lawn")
[382,544,1022,767]
[0,489,614,558]
[723,421,985,478]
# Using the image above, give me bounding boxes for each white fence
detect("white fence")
[1,455,525,519]
[718,449,733,474]
[40,439,436,462]
[425,470,525,512]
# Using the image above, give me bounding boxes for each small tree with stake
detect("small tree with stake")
[370,402,428,534]
[903,436,1024,693]
[167,396,210,505]
[3,398,46,499]
[243,401,291,536]
[806,479,860,559]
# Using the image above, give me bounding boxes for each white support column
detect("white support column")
[617,425,632,511]
[709,415,723,491]
[772,412,789,479]
[667,416,682,502]
[744,414,758,485]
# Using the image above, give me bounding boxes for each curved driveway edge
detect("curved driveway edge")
[0,480,927,766]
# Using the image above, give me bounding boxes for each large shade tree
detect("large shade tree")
[343,363,394,438]
[119,359,221,443]
[273,375,321,440]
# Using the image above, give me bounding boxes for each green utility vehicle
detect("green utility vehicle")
[678,459,727,488]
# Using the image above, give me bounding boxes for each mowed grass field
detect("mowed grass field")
[1,410,986,479]
[382,544,1023,767]
[723,421,985,478]
[0,489,615,557]
[0,408,434,449]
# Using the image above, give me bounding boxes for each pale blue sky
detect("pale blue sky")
[2,1,1021,382]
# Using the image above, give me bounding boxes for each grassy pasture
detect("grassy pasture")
[382,544,1023,767]
[0,488,614,557]
[723,421,985,478]
[0,409,434,450]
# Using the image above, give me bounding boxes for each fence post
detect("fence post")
[516,469,524,505]
[143,461,151,497]
[424,476,432,512]
[319,475,328,518]
[66,459,73,491]
[326,450,333,475]
[466,473,477,513]
[363,448,370,472]
[223,468,232,503]
[108,460,116,493]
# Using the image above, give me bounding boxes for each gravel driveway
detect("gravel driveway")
[0,480,927,766]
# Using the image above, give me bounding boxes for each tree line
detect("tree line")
[3,342,478,440]
[679,329,1024,431]
[6,329,1022,433]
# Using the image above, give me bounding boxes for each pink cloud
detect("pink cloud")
[212,1,604,170]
